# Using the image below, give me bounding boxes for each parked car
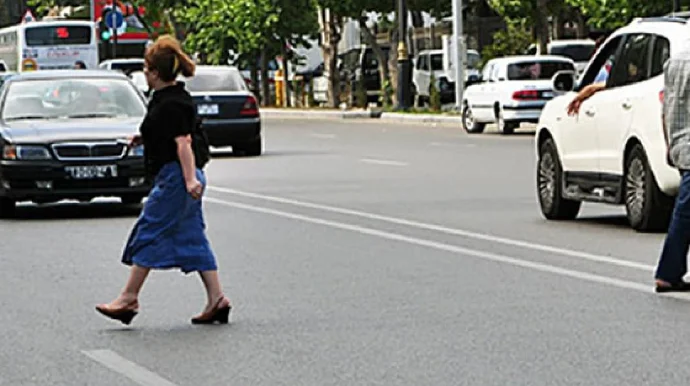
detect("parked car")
[462,55,576,134]
[0,70,151,217]
[181,65,262,156]
[528,39,596,75]
[99,58,145,76]
[412,49,481,106]
[535,17,685,232]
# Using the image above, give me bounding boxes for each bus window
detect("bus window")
[24,26,92,46]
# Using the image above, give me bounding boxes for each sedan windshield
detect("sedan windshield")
[2,78,146,121]
[507,61,575,81]
[183,69,248,92]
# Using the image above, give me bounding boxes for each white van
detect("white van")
[528,39,596,75]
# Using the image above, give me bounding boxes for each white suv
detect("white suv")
[535,17,688,232]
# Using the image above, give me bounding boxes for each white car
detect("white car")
[535,17,687,232]
[462,55,576,134]
[99,58,145,75]
[528,39,596,75]
[412,49,480,106]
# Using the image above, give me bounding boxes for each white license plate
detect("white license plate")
[198,104,219,115]
[542,91,554,98]
[65,165,118,179]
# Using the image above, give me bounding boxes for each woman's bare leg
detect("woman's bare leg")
[106,265,151,308]
[198,270,228,312]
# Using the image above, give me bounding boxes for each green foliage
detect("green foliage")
[174,0,279,65]
[565,0,671,29]
[480,21,532,67]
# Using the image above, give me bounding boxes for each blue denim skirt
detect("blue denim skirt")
[121,162,217,274]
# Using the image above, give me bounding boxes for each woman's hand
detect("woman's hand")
[128,134,143,147]
[186,178,204,200]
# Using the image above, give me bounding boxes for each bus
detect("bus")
[0,20,99,72]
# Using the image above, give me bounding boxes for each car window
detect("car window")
[579,35,623,89]
[548,44,595,62]
[467,52,481,69]
[507,61,575,80]
[608,33,652,88]
[430,54,443,71]
[650,35,670,78]
[2,78,146,120]
[183,69,248,92]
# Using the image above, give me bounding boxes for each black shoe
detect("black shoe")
[655,281,690,293]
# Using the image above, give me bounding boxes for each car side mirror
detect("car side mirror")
[552,70,577,93]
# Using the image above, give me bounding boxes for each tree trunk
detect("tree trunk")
[387,27,399,107]
[359,17,390,107]
[260,48,271,107]
[319,8,341,108]
[535,0,550,54]
[249,53,260,102]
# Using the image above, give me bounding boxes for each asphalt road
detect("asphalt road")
[1,118,687,385]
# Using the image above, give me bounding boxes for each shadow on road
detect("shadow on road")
[574,215,668,234]
[2,202,142,221]
[211,150,333,158]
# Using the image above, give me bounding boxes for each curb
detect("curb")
[260,108,461,125]
[260,109,379,120]
[379,112,462,125]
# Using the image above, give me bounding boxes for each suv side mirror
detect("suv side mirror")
[552,70,577,92]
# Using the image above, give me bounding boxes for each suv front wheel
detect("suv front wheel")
[537,138,581,220]
[624,144,674,232]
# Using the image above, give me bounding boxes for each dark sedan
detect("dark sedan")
[0,70,151,217]
[183,65,262,156]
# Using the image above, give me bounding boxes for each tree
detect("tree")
[174,0,279,65]
[487,0,565,54]
[566,0,671,29]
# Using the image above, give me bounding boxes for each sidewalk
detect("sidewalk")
[260,108,463,126]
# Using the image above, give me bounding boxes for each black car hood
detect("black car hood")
[1,117,143,144]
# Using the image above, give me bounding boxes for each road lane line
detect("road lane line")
[360,158,409,166]
[205,196,679,297]
[206,186,654,272]
[82,350,178,386]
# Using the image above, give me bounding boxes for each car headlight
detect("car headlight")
[2,145,52,160]
[128,144,144,157]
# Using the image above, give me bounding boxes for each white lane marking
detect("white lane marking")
[360,158,409,167]
[82,350,178,386]
[204,196,683,298]
[206,186,654,272]
[310,133,337,139]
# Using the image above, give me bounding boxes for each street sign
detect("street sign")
[104,9,124,30]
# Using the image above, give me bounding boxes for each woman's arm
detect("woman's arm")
[175,135,203,199]
[567,82,606,116]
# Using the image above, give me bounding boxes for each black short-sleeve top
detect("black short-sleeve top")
[139,82,197,178]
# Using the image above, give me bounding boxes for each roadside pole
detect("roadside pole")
[452,0,464,110]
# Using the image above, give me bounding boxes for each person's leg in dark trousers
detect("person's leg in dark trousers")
[655,170,690,292]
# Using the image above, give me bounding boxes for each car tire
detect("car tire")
[624,144,674,232]
[496,109,518,135]
[237,137,262,157]
[120,195,145,205]
[0,197,16,219]
[462,103,485,134]
[537,138,581,220]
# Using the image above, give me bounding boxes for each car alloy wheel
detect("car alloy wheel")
[538,150,556,211]
[625,157,646,223]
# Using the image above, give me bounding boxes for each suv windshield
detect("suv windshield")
[2,78,146,120]
[549,44,595,62]
[507,61,575,80]
[467,52,481,69]
[184,70,248,92]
